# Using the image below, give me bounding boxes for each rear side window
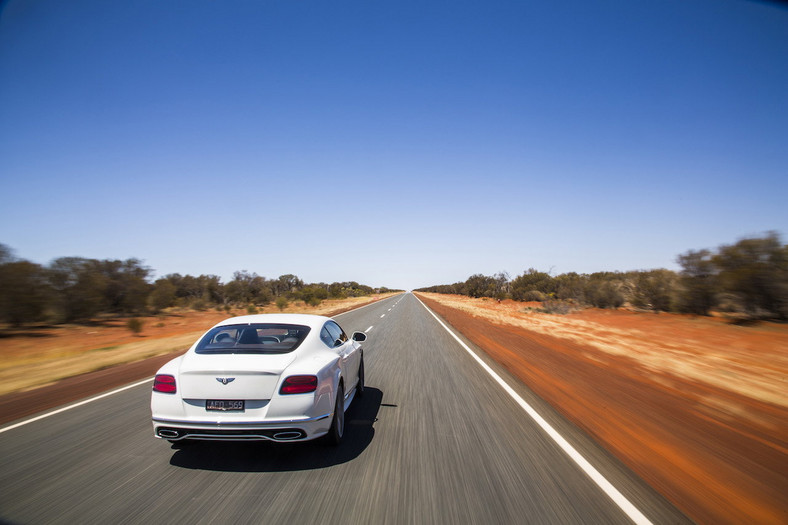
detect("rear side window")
[196,324,311,354]
[320,327,335,348]
[324,321,347,347]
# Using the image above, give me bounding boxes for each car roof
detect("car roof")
[211,313,332,330]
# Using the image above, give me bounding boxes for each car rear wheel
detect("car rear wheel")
[356,357,365,398]
[325,383,344,446]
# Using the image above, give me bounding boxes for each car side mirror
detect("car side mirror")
[352,331,367,342]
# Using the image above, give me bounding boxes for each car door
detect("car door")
[325,321,357,395]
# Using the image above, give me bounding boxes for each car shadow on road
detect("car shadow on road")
[169,387,383,472]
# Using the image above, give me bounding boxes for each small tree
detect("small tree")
[148,279,177,313]
[0,260,50,326]
[676,249,717,315]
[464,274,498,298]
[713,233,787,319]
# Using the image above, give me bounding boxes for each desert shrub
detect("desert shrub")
[126,317,144,335]
[510,269,555,301]
[522,290,546,302]
[716,293,747,314]
[306,296,321,307]
[246,304,258,314]
[553,272,586,302]
[299,286,326,307]
[630,269,678,312]
[585,279,624,308]
[539,299,573,315]
[462,274,493,298]
[190,298,207,311]
[276,296,289,311]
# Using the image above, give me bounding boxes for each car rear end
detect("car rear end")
[151,320,337,442]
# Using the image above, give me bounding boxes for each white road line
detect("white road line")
[415,296,652,525]
[380,314,385,318]
[0,378,153,434]
[334,294,399,317]
[365,326,374,333]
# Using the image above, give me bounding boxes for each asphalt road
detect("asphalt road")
[0,293,690,524]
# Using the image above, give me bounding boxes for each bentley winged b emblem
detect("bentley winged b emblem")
[216,377,235,385]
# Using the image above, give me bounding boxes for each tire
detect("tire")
[325,382,345,446]
[356,357,365,399]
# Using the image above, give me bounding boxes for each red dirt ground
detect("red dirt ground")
[417,294,787,525]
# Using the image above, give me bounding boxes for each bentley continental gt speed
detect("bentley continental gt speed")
[151,314,366,445]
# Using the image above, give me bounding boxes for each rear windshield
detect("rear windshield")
[195,324,311,354]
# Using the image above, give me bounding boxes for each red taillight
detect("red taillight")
[153,374,177,394]
[280,375,318,394]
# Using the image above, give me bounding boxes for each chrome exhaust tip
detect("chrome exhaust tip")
[272,431,304,440]
[158,429,180,439]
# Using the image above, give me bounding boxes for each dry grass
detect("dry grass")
[0,333,201,396]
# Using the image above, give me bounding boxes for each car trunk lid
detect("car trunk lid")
[177,352,296,399]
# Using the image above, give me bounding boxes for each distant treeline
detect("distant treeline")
[0,244,400,326]
[416,232,787,320]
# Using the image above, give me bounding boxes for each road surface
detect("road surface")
[0,293,689,524]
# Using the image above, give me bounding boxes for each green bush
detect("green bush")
[276,296,288,311]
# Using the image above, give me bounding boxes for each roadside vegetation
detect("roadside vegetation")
[416,232,787,321]
[0,244,400,328]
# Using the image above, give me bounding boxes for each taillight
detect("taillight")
[153,374,177,394]
[280,375,318,394]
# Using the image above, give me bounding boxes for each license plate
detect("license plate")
[206,400,245,412]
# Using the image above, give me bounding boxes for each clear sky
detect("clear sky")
[1,0,786,290]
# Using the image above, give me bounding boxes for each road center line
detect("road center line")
[415,296,652,525]
[334,295,392,317]
[365,326,374,333]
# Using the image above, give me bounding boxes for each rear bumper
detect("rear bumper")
[152,413,331,442]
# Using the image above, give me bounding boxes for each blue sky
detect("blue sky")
[1,0,786,290]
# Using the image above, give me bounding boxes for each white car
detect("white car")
[151,314,366,445]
